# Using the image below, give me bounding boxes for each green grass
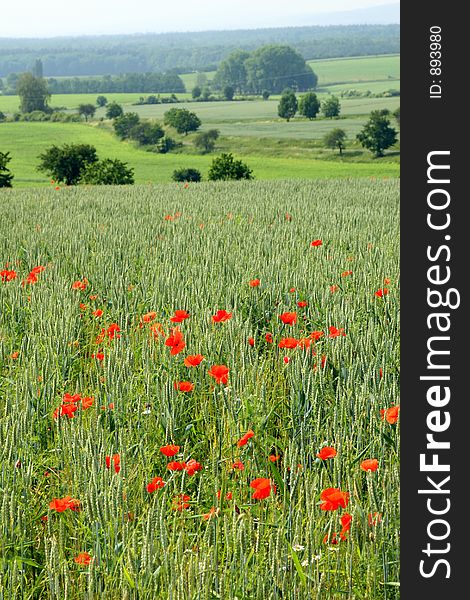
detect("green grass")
[0,179,400,599]
[308,54,399,86]
[0,122,400,187]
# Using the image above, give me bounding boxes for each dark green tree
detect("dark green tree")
[299,92,320,119]
[80,158,134,185]
[323,128,347,155]
[356,111,397,157]
[37,144,98,185]
[129,121,164,146]
[223,85,235,101]
[208,153,253,181]
[0,111,6,122]
[105,102,124,119]
[17,73,50,113]
[193,129,219,153]
[32,59,43,78]
[113,113,140,139]
[0,151,14,188]
[163,108,201,135]
[213,50,250,93]
[262,90,270,100]
[278,89,298,122]
[321,96,341,118]
[78,103,96,121]
[192,86,202,99]
[172,168,202,182]
[96,95,108,107]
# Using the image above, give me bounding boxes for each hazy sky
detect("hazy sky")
[1,0,396,38]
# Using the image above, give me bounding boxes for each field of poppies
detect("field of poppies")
[0,178,400,599]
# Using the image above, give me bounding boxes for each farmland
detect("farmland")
[0,179,400,599]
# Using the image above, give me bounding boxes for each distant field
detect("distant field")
[308,54,399,85]
[0,121,399,187]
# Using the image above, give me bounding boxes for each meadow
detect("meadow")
[0,179,400,599]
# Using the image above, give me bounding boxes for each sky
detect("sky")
[1,0,397,38]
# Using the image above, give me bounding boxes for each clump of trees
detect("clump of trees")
[164,108,201,135]
[208,153,253,181]
[357,110,397,157]
[299,92,320,119]
[111,112,174,152]
[37,143,134,185]
[17,73,50,113]
[0,151,14,187]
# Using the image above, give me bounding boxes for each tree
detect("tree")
[0,151,13,188]
[193,129,219,153]
[113,113,140,139]
[213,50,250,93]
[129,121,164,146]
[208,153,253,181]
[163,108,201,135]
[96,95,108,107]
[299,92,320,119]
[172,168,202,182]
[37,144,98,185]
[223,85,235,101]
[78,103,96,121]
[321,96,341,118]
[192,86,202,99]
[356,111,397,157]
[32,59,43,78]
[393,106,400,126]
[278,89,298,122]
[80,158,134,185]
[323,128,347,155]
[0,111,6,122]
[196,72,208,89]
[17,73,50,113]
[262,90,270,100]
[105,102,124,119]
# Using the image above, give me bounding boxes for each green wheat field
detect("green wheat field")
[0,179,400,599]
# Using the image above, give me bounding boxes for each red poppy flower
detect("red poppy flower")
[248,337,255,346]
[185,458,202,476]
[212,310,232,323]
[237,430,254,447]
[279,312,297,325]
[142,311,157,323]
[250,478,276,500]
[341,270,353,277]
[375,288,389,298]
[105,454,121,473]
[92,352,104,361]
[22,272,38,286]
[160,444,180,457]
[170,310,190,323]
[30,266,45,275]
[232,461,244,471]
[174,381,194,392]
[172,494,190,511]
[10,351,19,360]
[278,337,298,349]
[203,506,219,521]
[1,269,17,282]
[208,364,229,384]
[49,496,80,512]
[63,393,81,404]
[268,454,280,462]
[381,405,400,424]
[150,323,165,338]
[184,354,204,367]
[317,447,337,460]
[368,512,382,526]
[323,532,339,545]
[320,488,349,511]
[146,476,166,493]
[71,279,88,290]
[81,396,94,410]
[217,490,233,501]
[311,239,322,246]
[330,285,339,293]
[328,326,345,338]
[167,461,186,471]
[106,324,121,340]
[339,513,353,540]
[249,279,261,287]
[384,277,391,285]
[360,458,379,472]
[289,287,296,293]
[60,403,78,418]
[265,333,273,343]
[165,327,185,355]
[89,294,98,301]
[297,301,308,308]
[283,356,290,364]
[75,552,93,565]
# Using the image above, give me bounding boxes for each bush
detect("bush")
[80,158,134,185]
[0,151,13,188]
[155,136,180,154]
[208,153,253,181]
[172,168,202,182]
[37,143,98,185]
[96,95,108,107]
[129,121,164,146]
[113,113,140,140]
[106,102,124,119]
[193,129,219,153]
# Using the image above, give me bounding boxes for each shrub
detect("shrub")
[172,168,202,182]
[80,158,134,185]
[208,153,253,181]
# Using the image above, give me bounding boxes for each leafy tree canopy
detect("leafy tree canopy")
[208,153,253,181]
[0,151,14,188]
[37,144,98,185]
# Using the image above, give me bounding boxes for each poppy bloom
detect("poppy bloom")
[278,337,298,349]
[250,478,276,500]
[146,476,166,493]
[311,239,322,246]
[63,393,82,404]
[81,396,94,410]
[92,352,104,361]
[80,303,87,311]
[217,490,233,501]
[232,461,244,471]
[142,311,157,323]
[150,323,165,338]
[105,454,121,473]
[317,447,337,460]
[279,312,297,325]
[1,269,17,282]
[185,458,202,476]
[60,403,78,418]
[106,324,121,340]
[375,288,389,298]
[289,287,296,293]
[160,444,180,457]
[328,326,346,338]
[203,506,219,521]
[71,279,88,291]
[170,310,190,323]
[297,301,308,308]
[265,333,273,344]
[384,277,391,285]
[165,327,185,355]
[49,496,80,513]
[248,337,255,347]
[237,430,254,447]
[368,512,382,526]
[75,552,93,566]
[167,461,186,471]
[22,272,38,286]
[208,364,229,384]
[212,310,232,323]
[340,513,352,540]
[184,354,204,367]
[174,381,194,392]
[172,494,190,511]
[330,285,339,293]
[268,454,280,462]
[320,488,349,511]
[360,458,379,472]
[381,405,400,424]
[10,351,19,360]
[283,356,290,364]
[89,294,98,301]
[249,279,261,287]
[323,532,339,545]
[341,270,353,277]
